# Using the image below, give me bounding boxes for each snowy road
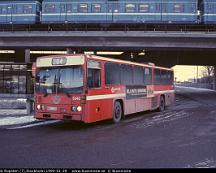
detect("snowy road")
[0,86,216,168]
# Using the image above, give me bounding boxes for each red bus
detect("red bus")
[33,54,174,123]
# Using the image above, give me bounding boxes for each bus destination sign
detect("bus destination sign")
[52,57,67,65]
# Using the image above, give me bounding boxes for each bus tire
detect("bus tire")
[158,96,165,112]
[112,101,122,123]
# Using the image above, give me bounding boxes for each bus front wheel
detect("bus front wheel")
[112,101,122,123]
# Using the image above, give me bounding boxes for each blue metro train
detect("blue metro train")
[0,0,216,25]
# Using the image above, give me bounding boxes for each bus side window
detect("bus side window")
[133,66,144,85]
[144,67,152,85]
[168,71,174,84]
[120,64,133,85]
[154,69,161,84]
[105,62,120,85]
[161,70,167,84]
[87,61,101,88]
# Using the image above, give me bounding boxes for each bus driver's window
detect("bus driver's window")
[87,61,101,88]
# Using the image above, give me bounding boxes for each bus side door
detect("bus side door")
[86,61,102,122]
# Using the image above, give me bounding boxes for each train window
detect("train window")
[126,4,136,13]
[79,4,88,13]
[144,68,152,85]
[2,7,6,14]
[105,62,120,85]
[60,4,65,13]
[134,66,144,85]
[13,5,17,14]
[174,4,184,13]
[155,3,161,13]
[162,3,167,13]
[191,3,196,13]
[23,4,33,14]
[45,4,55,13]
[108,3,119,13]
[92,4,101,13]
[0,6,2,14]
[7,6,12,14]
[139,4,149,13]
[36,4,40,13]
[208,3,214,13]
[66,4,72,13]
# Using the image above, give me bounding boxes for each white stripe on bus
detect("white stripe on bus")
[154,90,175,94]
[86,93,126,101]
[86,90,174,101]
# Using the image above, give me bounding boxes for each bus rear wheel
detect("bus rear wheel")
[112,101,122,123]
[158,96,165,112]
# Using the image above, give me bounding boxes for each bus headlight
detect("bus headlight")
[37,104,45,110]
[41,105,45,110]
[77,106,82,112]
[71,106,82,112]
[37,104,41,110]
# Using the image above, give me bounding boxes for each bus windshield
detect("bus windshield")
[35,66,83,94]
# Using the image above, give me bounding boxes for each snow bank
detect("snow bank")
[0,116,35,126]
[0,99,26,109]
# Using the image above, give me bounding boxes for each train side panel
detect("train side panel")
[161,0,198,24]
[0,0,40,24]
[203,0,216,24]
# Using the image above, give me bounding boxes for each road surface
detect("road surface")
[0,86,216,168]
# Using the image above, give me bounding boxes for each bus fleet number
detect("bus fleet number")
[72,96,81,101]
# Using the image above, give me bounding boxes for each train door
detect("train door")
[107,3,119,23]
[1,5,7,23]
[161,2,168,22]
[60,4,66,23]
[6,5,12,24]
[65,4,72,23]
[155,3,162,22]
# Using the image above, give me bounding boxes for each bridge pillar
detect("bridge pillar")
[14,49,31,63]
[14,50,24,63]
[213,66,216,91]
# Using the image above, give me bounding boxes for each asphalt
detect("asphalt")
[0,86,216,168]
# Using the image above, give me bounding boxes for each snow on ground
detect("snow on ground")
[186,158,216,168]
[130,110,192,129]
[0,109,27,117]
[0,115,35,126]
[0,99,26,109]
[175,86,215,92]
[0,107,34,126]
[16,98,27,102]
[8,120,61,130]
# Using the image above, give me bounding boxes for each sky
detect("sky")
[172,65,205,82]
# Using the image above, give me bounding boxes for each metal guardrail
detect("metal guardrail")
[175,82,213,90]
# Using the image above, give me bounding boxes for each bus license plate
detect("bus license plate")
[47,106,57,111]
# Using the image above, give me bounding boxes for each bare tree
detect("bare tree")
[202,66,214,77]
